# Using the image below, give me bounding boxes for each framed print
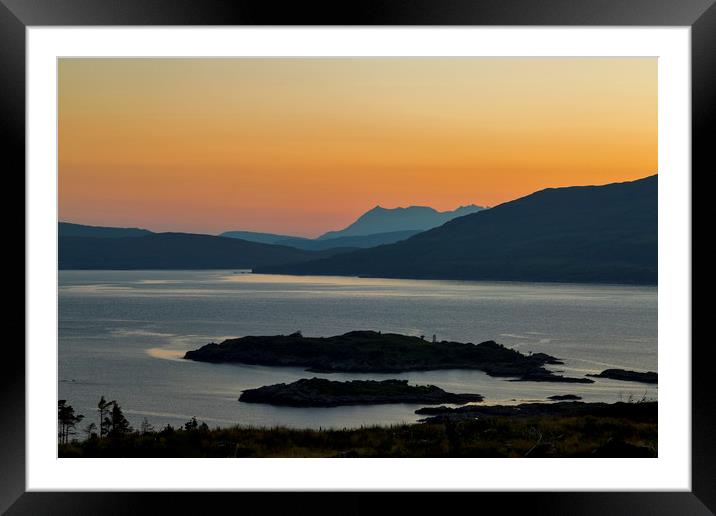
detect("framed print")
[6,0,712,514]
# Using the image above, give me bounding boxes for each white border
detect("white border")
[27,27,691,491]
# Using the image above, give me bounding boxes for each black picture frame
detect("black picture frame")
[5,1,711,514]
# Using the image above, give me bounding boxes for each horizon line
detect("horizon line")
[58,173,656,238]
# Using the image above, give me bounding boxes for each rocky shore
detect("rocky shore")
[587,369,658,384]
[239,378,484,407]
[185,330,589,383]
[414,400,657,423]
[509,371,593,383]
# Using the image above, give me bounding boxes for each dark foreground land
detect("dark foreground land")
[59,401,656,458]
[185,330,592,383]
[239,378,484,407]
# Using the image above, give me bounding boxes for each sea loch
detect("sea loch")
[59,270,657,430]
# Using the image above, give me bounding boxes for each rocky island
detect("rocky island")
[414,400,657,423]
[587,369,658,384]
[238,378,485,407]
[184,330,591,383]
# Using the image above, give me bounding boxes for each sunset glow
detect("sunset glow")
[59,58,657,237]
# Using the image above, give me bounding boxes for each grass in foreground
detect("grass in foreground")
[59,412,657,458]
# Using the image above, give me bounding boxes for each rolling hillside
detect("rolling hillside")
[59,233,349,270]
[257,176,657,284]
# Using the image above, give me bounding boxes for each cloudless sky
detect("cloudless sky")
[59,58,656,237]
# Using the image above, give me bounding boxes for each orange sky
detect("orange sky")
[58,58,657,237]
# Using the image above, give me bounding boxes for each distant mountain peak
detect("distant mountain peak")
[263,175,657,285]
[316,204,485,240]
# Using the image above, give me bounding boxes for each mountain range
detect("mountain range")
[315,204,485,240]
[59,203,486,270]
[220,229,421,251]
[59,176,656,284]
[257,175,657,284]
[220,204,484,249]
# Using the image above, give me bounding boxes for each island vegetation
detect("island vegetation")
[238,378,484,407]
[184,330,592,383]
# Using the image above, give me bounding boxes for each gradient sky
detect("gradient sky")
[59,58,657,237]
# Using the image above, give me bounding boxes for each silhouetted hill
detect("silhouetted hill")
[317,204,485,240]
[59,233,349,270]
[293,230,422,249]
[221,229,421,250]
[59,221,153,238]
[258,176,657,284]
[219,230,307,245]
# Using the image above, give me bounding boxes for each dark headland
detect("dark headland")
[184,330,593,383]
[238,378,484,407]
[414,400,657,424]
[587,369,658,384]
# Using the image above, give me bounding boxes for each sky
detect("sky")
[58,58,657,237]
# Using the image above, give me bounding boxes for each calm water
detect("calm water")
[58,270,657,430]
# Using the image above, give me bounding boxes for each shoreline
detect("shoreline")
[59,270,657,431]
[59,400,657,458]
[58,268,658,288]
[184,330,593,384]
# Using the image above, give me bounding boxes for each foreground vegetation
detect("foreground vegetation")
[59,399,657,458]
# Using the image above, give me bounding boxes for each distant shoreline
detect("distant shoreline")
[58,268,658,287]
